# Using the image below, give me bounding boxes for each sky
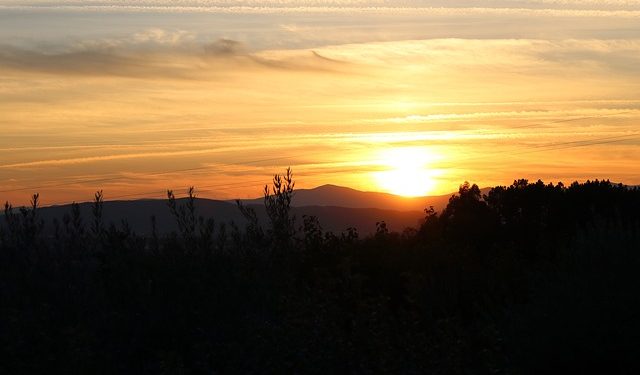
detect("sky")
[1,0,640,205]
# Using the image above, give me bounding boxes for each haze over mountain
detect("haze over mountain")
[30,184,452,236]
[236,184,455,211]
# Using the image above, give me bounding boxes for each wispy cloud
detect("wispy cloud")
[4,0,640,10]
[0,32,352,78]
[0,0,640,18]
[1,27,639,201]
[3,5,640,18]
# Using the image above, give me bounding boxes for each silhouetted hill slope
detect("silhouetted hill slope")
[5,184,496,235]
[37,199,242,236]
[35,199,424,236]
[237,184,455,211]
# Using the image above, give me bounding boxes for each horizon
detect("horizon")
[3,178,634,209]
[2,1,640,206]
[2,5,640,370]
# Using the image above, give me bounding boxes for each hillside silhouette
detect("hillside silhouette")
[237,183,455,211]
[1,170,639,374]
[31,184,442,236]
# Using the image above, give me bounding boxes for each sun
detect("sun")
[373,147,440,197]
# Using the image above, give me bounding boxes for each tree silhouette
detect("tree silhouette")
[1,176,639,373]
[264,167,296,251]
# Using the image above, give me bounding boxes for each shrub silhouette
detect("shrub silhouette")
[0,174,639,373]
[264,167,296,251]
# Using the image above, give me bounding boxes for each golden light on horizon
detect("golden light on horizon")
[1,4,639,205]
[372,147,442,197]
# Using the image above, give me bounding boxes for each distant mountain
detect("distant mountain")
[237,184,453,212]
[36,199,242,236]
[5,184,489,236]
[32,199,425,236]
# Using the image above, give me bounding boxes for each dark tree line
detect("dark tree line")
[1,172,639,374]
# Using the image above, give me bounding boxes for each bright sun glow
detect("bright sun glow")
[373,147,441,197]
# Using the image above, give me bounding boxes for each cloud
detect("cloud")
[0,143,266,169]
[204,38,245,55]
[131,28,196,45]
[536,39,640,75]
[0,31,352,78]
[0,29,204,77]
[4,1,640,9]
[3,1,640,17]
[0,46,166,77]
[2,35,639,202]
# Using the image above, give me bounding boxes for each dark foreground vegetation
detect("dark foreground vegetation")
[2,170,640,374]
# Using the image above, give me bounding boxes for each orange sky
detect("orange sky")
[1,2,640,205]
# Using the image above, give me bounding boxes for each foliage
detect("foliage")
[264,167,296,250]
[1,174,639,374]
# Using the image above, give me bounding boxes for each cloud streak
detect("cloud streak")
[1,16,639,203]
[0,35,352,78]
[4,0,640,9]
[4,4,640,18]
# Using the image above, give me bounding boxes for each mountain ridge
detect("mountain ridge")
[11,184,456,235]
[235,183,454,211]
[31,199,425,236]
[2,184,480,235]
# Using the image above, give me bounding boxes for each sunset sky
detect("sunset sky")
[1,1,640,205]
